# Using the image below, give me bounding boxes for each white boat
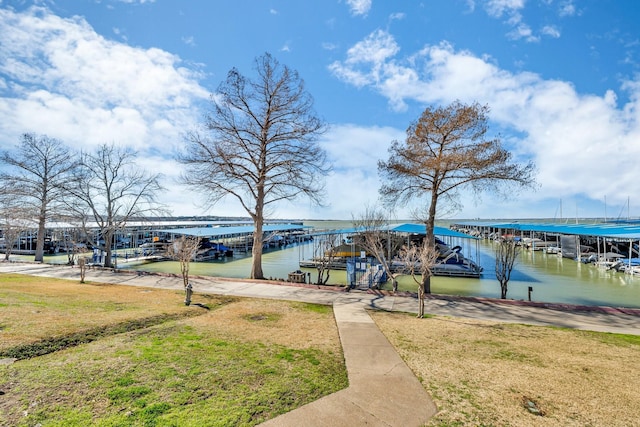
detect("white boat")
[594,252,625,270]
[389,240,483,278]
[521,238,557,251]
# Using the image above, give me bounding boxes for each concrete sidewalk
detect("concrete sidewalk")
[260,298,437,426]
[8,261,637,335]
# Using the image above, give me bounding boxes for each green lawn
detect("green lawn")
[0,274,348,426]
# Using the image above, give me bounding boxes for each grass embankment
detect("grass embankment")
[372,311,640,427]
[0,274,347,426]
[3,273,640,426]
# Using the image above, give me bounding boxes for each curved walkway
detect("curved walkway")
[260,297,437,426]
[3,262,640,425]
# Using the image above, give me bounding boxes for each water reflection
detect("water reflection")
[124,238,640,309]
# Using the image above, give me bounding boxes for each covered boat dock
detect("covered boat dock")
[451,220,640,272]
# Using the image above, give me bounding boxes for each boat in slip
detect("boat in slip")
[593,252,626,270]
[389,238,483,278]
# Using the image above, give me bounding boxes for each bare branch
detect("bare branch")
[65,143,165,267]
[379,100,536,296]
[177,53,330,279]
[494,237,520,299]
[0,133,77,262]
[167,236,202,289]
[351,205,404,288]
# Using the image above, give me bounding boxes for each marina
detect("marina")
[4,219,640,309]
[451,220,640,273]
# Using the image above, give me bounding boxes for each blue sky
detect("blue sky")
[1,0,639,221]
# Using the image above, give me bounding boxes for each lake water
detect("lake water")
[113,220,640,309]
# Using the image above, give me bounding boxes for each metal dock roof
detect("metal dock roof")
[155,224,309,238]
[453,221,640,239]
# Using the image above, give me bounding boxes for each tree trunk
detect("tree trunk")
[418,281,425,318]
[104,230,114,268]
[424,194,438,295]
[422,273,432,294]
[34,207,47,262]
[251,219,264,279]
[501,282,508,299]
[181,261,189,287]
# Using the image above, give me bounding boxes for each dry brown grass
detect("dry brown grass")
[0,274,196,350]
[186,299,341,353]
[371,311,640,427]
[0,274,341,355]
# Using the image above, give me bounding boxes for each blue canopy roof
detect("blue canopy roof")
[453,221,640,239]
[155,224,309,238]
[310,223,477,239]
[159,222,475,240]
[388,223,476,239]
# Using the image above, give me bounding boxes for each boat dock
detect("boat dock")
[450,220,640,274]
[300,223,483,280]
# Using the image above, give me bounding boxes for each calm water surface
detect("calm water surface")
[118,220,640,309]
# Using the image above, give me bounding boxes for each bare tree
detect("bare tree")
[379,100,535,296]
[314,234,339,285]
[77,257,87,283]
[0,133,77,262]
[167,235,201,288]
[396,240,440,318]
[66,144,164,268]
[494,237,520,299]
[177,53,330,280]
[59,226,88,266]
[351,205,403,290]
[0,198,32,261]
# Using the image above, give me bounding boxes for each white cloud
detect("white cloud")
[0,7,208,153]
[328,29,400,88]
[558,1,577,17]
[507,21,540,42]
[322,42,338,51]
[484,0,553,43]
[464,0,476,13]
[329,30,640,217]
[230,124,406,220]
[116,0,156,4]
[322,123,402,171]
[0,6,212,217]
[484,0,525,18]
[346,0,372,16]
[541,25,561,38]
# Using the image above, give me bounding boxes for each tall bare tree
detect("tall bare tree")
[0,133,76,262]
[178,53,330,279]
[379,100,535,296]
[494,237,520,299]
[66,144,164,268]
